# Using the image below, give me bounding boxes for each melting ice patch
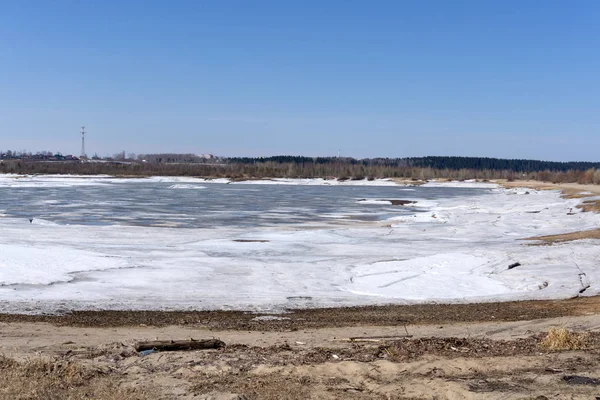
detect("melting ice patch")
[347,245,597,302]
[349,253,514,299]
[231,178,402,186]
[168,184,207,189]
[0,244,128,286]
[422,180,499,189]
[0,174,114,188]
[357,199,393,205]
[30,218,59,226]
[0,174,228,188]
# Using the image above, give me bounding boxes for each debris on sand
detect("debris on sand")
[135,339,225,352]
[562,375,600,385]
[252,316,291,322]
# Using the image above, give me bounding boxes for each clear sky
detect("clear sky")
[1,1,599,161]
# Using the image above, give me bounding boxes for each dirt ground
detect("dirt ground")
[3,295,600,330]
[3,311,600,399]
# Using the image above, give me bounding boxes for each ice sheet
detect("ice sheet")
[357,199,393,205]
[0,177,599,313]
[168,184,207,189]
[0,174,406,187]
[422,180,499,188]
[0,243,128,285]
[230,178,402,186]
[0,174,216,187]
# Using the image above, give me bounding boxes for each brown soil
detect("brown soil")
[188,335,600,399]
[3,296,600,330]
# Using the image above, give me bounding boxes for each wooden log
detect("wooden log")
[135,339,225,352]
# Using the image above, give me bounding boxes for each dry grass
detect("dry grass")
[524,228,600,245]
[0,355,151,400]
[562,192,593,199]
[539,328,589,351]
[578,199,600,213]
[191,372,382,400]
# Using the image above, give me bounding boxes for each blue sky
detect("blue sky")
[1,1,599,161]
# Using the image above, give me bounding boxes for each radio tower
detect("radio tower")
[80,126,87,158]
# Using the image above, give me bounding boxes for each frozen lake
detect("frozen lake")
[0,174,599,314]
[0,176,481,228]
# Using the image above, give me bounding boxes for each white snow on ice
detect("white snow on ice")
[357,199,394,205]
[422,180,499,188]
[0,174,405,187]
[168,184,207,189]
[229,178,402,186]
[0,175,599,313]
[0,244,128,286]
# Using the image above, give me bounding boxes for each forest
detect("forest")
[228,155,600,173]
[1,155,599,184]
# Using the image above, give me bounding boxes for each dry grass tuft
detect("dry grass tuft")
[0,355,152,400]
[539,328,589,351]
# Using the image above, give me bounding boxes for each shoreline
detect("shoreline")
[2,295,600,329]
[3,307,600,399]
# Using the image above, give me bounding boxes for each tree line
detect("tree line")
[1,157,600,184]
[227,155,600,173]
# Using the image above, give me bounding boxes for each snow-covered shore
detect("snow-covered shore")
[0,174,599,313]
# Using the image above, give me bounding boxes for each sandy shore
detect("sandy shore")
[1,297,600,398]
[2,311,600,399]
